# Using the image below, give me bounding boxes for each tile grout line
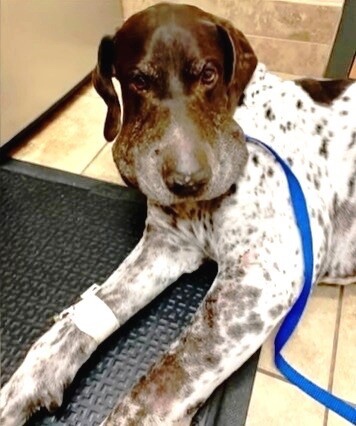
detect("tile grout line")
[244,33,331,47]
[272,0,342,7]
[323,285,344,426]
[257,367,290,384]
[244,360,261,425]
[80,142,108,175]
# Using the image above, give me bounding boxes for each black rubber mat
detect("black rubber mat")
[0,160,259,426]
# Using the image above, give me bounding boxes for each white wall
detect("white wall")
[0,0,123,146]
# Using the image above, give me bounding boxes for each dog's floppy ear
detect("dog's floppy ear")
[92,36,121,142]
[216,20,257,109]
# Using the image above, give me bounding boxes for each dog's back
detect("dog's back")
[234,66,355,282]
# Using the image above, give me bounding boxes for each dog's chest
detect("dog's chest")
[164,157,297,262]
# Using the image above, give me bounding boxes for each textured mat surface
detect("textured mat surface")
[0,163,259,425]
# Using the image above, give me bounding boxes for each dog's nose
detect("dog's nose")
[162,149,211,197]
[164,168,211,196]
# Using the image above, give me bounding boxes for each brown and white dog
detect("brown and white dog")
[1,3,355,425]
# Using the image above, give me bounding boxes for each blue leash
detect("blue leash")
[246,135,356,424]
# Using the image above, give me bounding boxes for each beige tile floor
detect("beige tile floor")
[8,82,355,425]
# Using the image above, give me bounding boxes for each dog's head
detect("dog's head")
[93,3,257,205]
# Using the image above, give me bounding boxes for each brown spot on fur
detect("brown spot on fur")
[227,323,244,339]
[131,352,189,404]
[348,177,354,197]
[204,352,221,366]
[267,167,274,177]
[203,297,218,329]
[247,312,264,333]
[319,138,328,158]
[161,205,177,217]
[263,271,271,281]
[269,304,284,318]
[295,78,352,105]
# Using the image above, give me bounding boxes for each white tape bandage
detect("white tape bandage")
[59,284,119,344]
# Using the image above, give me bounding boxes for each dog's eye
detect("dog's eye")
[130,73,149,91]
[201,64,217,86]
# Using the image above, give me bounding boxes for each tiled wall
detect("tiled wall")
[120,0,345,78]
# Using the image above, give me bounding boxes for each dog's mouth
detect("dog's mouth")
[160,144,213,199]
[163,172,210,198]
[113,114,248,206]
[118,154,246,206]
[130,138,248,206]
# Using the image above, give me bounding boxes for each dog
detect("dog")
[1,3,355,425]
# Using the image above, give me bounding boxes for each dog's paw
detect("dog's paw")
[0,318,97,426]
[0,370,62,426]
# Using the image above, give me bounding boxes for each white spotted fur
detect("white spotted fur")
[1,64,355,426]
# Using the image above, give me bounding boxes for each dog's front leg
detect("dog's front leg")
[102,256,300,426]
[0,226,204,426]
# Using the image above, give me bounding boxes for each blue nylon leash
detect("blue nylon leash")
[246,135,356,424]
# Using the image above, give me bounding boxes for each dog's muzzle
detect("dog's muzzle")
[161,145,212,197]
